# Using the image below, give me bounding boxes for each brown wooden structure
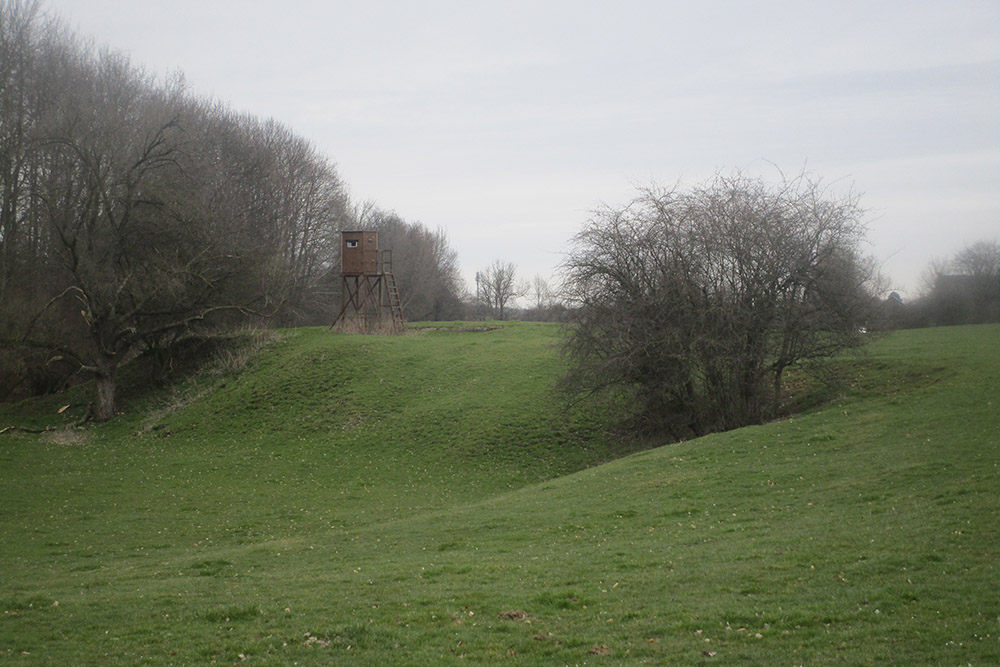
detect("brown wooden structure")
[333,231,404,331]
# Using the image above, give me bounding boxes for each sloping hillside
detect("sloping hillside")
[1,323,997,664]
[0,323,625,554]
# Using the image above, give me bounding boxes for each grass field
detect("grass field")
[1,322,997,664]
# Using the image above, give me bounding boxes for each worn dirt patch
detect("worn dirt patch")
[44,429,87,446]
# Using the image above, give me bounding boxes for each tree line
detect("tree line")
[4,0,991,439]
[891,240,1000,328]
[0,0,463,417]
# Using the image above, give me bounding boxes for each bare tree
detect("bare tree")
[7,44,272,418]
[0,4,467,412]
[518,274,569,322]
[561,170,881,438]
[0,0,39,293]
[479,259,522,320]
[25,53,221,420]
[198,112,350,324]
[531,274,553,310]
[0,1,50,399]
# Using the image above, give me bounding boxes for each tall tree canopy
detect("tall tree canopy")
[0,0,464,416]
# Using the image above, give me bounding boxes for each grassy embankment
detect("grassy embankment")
[1,322,997,664]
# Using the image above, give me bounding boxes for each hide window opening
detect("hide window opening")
[346,240,358,248]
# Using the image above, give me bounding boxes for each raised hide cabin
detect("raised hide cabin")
[341,231,379,276]
[333,231,404,332]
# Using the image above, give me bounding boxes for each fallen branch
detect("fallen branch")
[1,405,94,434]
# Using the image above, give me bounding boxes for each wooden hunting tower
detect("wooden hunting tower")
[333,231,404,331]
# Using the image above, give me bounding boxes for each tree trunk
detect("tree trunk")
[94,367,116,422]
[771,366,785,418]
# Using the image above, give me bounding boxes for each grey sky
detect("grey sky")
[44,0,999,298]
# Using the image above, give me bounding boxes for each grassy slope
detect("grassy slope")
[1,323,997,664]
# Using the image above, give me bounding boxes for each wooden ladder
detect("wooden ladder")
[384,271,404,327]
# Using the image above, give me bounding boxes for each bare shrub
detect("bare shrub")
[561,170,882,438]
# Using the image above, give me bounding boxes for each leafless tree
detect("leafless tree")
[0,0,39,293]
[479,259,523,320]
[192,110,350,324]
[22,50,231,420]
[0,3,466,413]
[530,274,553,310]
[561,170,882,438]
[0,25,301,417]
[518,274,569,322]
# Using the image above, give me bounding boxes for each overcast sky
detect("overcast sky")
[43,0,999,298]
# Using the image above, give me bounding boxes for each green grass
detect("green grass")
[1,322,998,664]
